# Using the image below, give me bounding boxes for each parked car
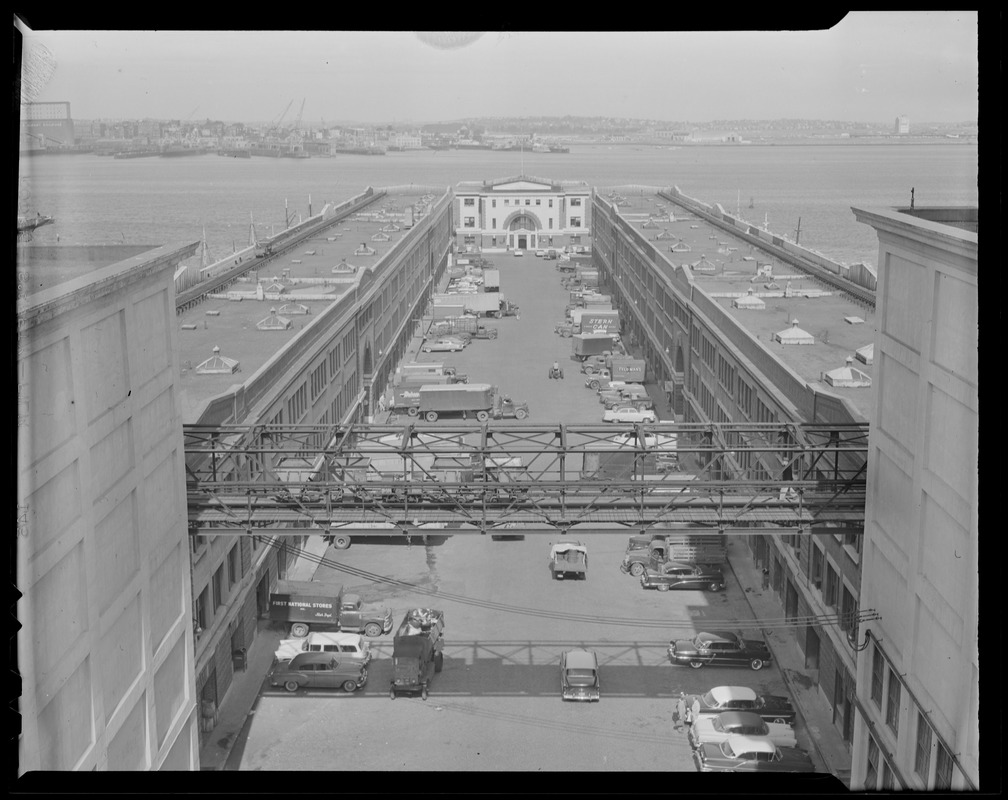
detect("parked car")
[678,686,797,726]
[274,631,373,668]
[268,651,368,693]
[640,562,726,592]
[669,630,773,670]
[687,711,797,751]
[422,338,466,353]
[535,249,546,258]
[560,649,600,702]
[610,431,677,450]
[692,735,815,773]
[513,249,524,257]
[603,406,657,423]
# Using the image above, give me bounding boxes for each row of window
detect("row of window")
[866,645,955,789]
[194,541,244,631]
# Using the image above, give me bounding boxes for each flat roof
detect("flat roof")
[177,189,440,419]
[603,191,876,421]
[17,243,166,296]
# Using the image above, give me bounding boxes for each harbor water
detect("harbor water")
[18,143,977,269]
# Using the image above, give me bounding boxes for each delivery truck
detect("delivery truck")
[462,293,520,318]
[573,309,621,335]
[572,333,619,361]
[269,580,393,638]
[418,383,496,422]
[483,269,500,292]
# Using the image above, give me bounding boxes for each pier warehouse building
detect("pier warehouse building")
[17,242,201,770]
[16,175,977,786]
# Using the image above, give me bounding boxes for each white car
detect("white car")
[422,338,466,352]
[603,406,658,423]
[534,249,546,258]
[513,249,524,257]
[610,431,678,449]
[687,711,797,751]
[274,632,372,668]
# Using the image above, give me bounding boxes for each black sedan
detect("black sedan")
[678,686,797,726]
[668,630,773,670]
[639,562,725,592]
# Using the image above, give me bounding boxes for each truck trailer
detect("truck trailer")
[572,333,619,360]
[418,383,496,422]
[483,269,500,292]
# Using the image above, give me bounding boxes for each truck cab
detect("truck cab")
[549,541,588,580]
[492,394,530,420]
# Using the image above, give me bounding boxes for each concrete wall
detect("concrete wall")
[17,246,198,772]
[849,207,978,791]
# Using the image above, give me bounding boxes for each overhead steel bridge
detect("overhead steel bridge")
[184,422,869,539]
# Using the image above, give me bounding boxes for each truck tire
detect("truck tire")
[284,680,300,692]
[490,330,498,339]
[515,408,528,420]
[476,410,490,422]
[407,406,419,417]
[342,680,359,693]
[421,686,429,701]
[709,581,723,592]
[750,659,764,671]
[290,623,310,638]
[584,365,596,375]
[629,562,645,577]
[332,534,351,550]
[389,687,396,700]
[434,653,444,673]
[590,380,600,390]
[364,622,383,638]
[425,411,438,423]
[689,660,704,669]
[658,583,670,592]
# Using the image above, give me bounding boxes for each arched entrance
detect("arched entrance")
[504,212,540,251]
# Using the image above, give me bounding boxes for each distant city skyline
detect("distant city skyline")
[15,15,979,125]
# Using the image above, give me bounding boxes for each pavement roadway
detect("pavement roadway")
[199,251,849,787]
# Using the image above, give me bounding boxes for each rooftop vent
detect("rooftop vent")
[774,319,815,345]
[354,243,376,256]
[381,223,400,232]
[691,255,717,272]
[670,241,692,252]
[732,288,766,309]
[855,342,874,365]
[371,231,391,242]
[641,218,659,229]
[256,307,292,331]
[196,345,240,374]
[655,228,676,240]
[278,302,310,316]
[333,258,358,274]
[824,356,872,388]
[844,315,865,325]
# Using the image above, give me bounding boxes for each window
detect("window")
[535,198,541,205]
[882,761,895,790]
[915,711,932,779]
[870,645,884,707]
[492,199,496,208]
[864,735,879,789]
[228,544,239,588]
[310,360,327,401]
[570,197,582,207]
[464,217,475,228]
[548,218,553,229]
[212,564,224,610]
[571,217,582,227]
[934,742,953,789]
[824,563,839,607]
[841,584,858,637]
[811,545,824,589]
[492,218,496,228]
[195,586,209,631]
[885,668,901,733]
[525,199,530,205]
[463,197,474,206]
[549,199,553,208]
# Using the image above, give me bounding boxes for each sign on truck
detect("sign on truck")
[269,580,393,638]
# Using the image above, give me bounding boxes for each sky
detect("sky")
[15,15,980,125]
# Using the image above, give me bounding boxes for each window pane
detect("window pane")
[935,743,953,789]
[886,669,901,732]
[871,646,884,706]
[915,711,932,779]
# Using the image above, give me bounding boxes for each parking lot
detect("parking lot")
[238,252,806,772]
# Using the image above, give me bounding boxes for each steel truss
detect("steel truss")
[185,422,868,537]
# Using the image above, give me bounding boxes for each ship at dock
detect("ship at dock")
[160,144,209,157]
[113,148,160,159]
[217,148,252,158]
